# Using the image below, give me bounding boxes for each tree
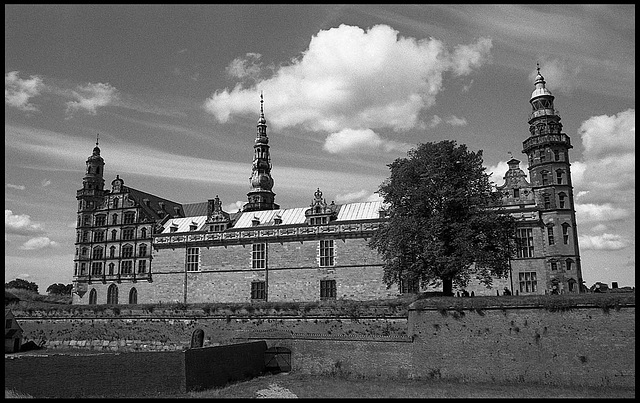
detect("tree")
[369,140,516,296]
[5,278,39,293]
[46,283,73,295]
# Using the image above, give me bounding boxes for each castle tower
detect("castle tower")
[77,135,106,212]
[243,93,279,212]
[522,65,583,293]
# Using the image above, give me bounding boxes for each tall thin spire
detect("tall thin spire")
[96,133,100,147]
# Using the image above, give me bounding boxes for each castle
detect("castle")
[71,68,583,305]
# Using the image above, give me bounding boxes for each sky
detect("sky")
[5,4,635,292]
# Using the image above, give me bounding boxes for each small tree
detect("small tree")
[369,140,515,296]
[5,278,39,293]
[46,283,73,295]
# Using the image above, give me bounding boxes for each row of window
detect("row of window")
[250,279,337,300]
[78,244,148,260]
[515,224,572,258]
[540,169,567,186]
[546,223,572,245]
[529,148,566,164]
[87,285,137,305]
[78,227,149,243]
[518,271,578,294]
[76,260,147,276]
[541,192,569,209]
[185,240,337,272]
[79,211,137,227]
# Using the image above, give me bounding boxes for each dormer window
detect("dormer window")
[170,224,178,233]
[513,188,520,199]
[274,215,282,225]
[189,221,198,231]
[310,216,328,225]
[252,216,260,226]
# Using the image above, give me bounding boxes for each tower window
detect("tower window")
[80,262,87,275]
[141,228,147,238]
[541,171,549,185]
[121,244,133,258]
[562,223,570,244]
[539,150,546,163]
[566,259,574,271]
[186,247,200,271]
[252,243,266,269]
[109,246,116,258]
[112,214,118,225]
[92,246,104,260]
[319,239,335,267]
[122,228,134,240]
[138,260,147,274]
[139,244,147,257]
[108,262,115,275]
[556,170,564,184]
[94,215,106,226]
[91,262,103,276]
[124,212,136,224]
[111,229,117,241]
[547,226,555,245]
[558,193,566,209]
[554,150,560,161]
[550,260,558,271]
[92,231,105,242]
[543,194,551,209]
[113,198,119,209]
[121,261,133,275]
[82,231,89,242]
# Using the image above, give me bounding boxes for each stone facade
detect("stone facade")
[72,69,583,305]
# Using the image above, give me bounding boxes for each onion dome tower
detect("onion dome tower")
[77,134,106,212]
[522,64,583,293]
[243,93,280,212]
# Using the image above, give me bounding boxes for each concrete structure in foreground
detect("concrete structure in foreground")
[72,68,582,305]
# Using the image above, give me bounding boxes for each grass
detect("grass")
[189,372,635,398]
[7,371,633,399]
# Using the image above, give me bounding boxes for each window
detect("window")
[91,262,103,276]
[111,229,117,241]
[124,212,136,224]
[541,171,549,185]
[515,228,534,258]
[310,216,328,225]
[112,214,118,225]
[400,278,419,294]
[81,247,88,257]
[554,150,560,161]
[107,284,118,305]
[89,289,97,305]
[141,228,147,238]
[251,281,266,300]
[121,244,133,258]
[138,260,146,274]
[550,260,558,271]
[562,223,570,244]
[82,231,89,242]
[139,244,147,257]
[109,246,116,258]
[513,188,520,199]
[543,194,551,209]
[252,243,266,269]
[566,259,573,271]
[80,263,87,275]
[122,228,134,240]
[519,272,537,293]
[547,226,555,245]
[121,261,133,275]
[129,288,138,304]
[92,247,104,260]
[170,225,178,233]
[83,215,91,226]
[556,170,563,184]
[320,279,337,300]
[186,247,200,271]
[108,263,115,275]
[319,239,335,267]
[93,231,105,242]
[568,279,576,292]
[539,150,546,163]
[94,215,106,226]
[558,193,566,209]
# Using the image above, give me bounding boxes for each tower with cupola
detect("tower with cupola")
[521,65,583,293]
[243,93,280,212]
[77,136,106,213]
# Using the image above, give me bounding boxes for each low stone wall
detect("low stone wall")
[43,338,193,352]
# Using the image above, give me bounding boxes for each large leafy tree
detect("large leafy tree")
[5,278,39,293]
[46,283,73,295]
[370,140,516,296]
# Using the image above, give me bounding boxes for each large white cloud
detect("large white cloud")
[5,71,45,111]
[205,24,492,153]
[65,82,119,116]
[323,128,411,154]
[579,233,630,251]
[20,236,59,250]
[5,209,44,236]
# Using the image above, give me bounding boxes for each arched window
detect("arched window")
[567,278,577,292]
[121,244,133,258]
[139,244,147,257]
[112,214,118,225]
[129,288,138,304]
[111,229,117,241]
[113,198,119,209]
[566,258,574,271]
[558,192,567,209]
[543,194,551,209]
[109,246,116,258]
[556,169,564,184]
[89,289,97,305]
[108,262,115,275]
[562,223,571,244]
[541,171,549,185]
[92,246,104,260]
[141,228,147,238]
[107,284,118,305]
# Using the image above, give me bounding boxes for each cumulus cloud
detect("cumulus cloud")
[445,115,467,126]
[20,236,58,250]
[5,71,45,111]
[65,82,119,116]
[225,53,270,83]
[573,109,635,223]
[579,233,630,251]
[225,201,245,213]
[6,183,26,190]
[323,128,411,154]
[205,24,492,153]
[5,210,44,236]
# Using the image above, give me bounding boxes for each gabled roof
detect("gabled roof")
[126,187,184,220]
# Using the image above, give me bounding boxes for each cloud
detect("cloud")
[485,160,530,188]
[323,128,411,154]
[574,203,630,223]
[579,233,630,251]
[65,82,119,116]
[428,115,443,128]
[225,201,245,213]
[20,236,59,250]
[445,115,467,126]
[205,24,492,140]
[531,58,580,94]
[5,209,44,236]
[225,53,270,83]
[5,71,45,111]
[6,183,26,190]
[334,190,383,204]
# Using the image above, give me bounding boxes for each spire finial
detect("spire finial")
[96,133,99,147]
[260,91,264,115]
[536,61,540,74]
[507,151,513,159]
